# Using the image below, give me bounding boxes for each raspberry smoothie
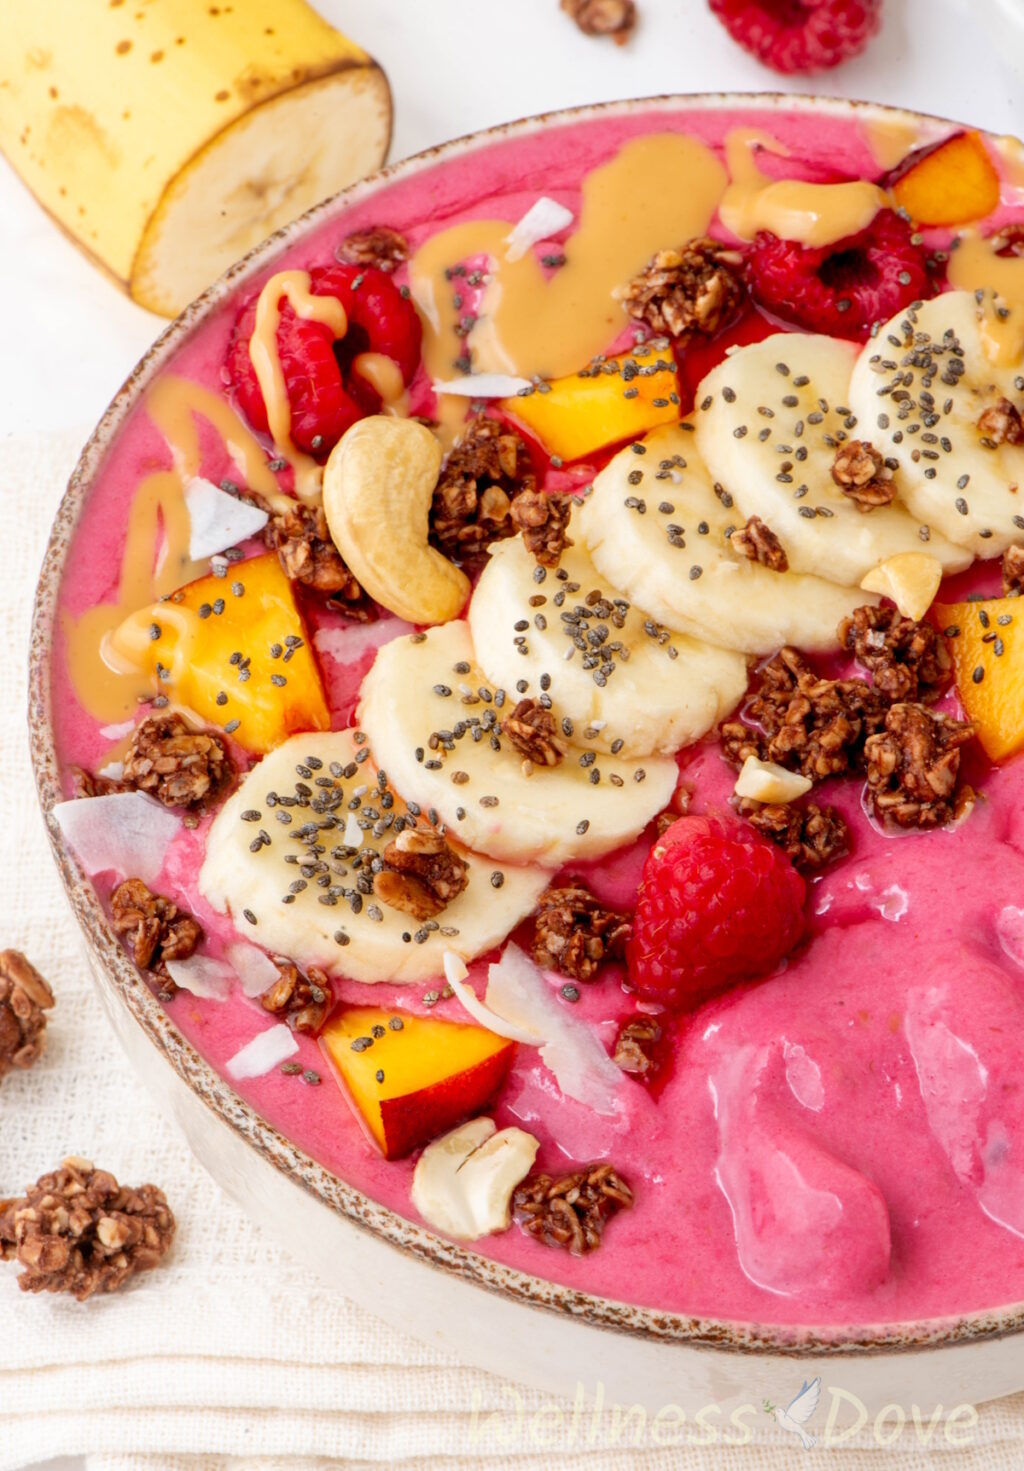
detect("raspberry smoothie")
[44,99,1024,1332]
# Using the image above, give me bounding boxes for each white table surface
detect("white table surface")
[3,0,1022,1466]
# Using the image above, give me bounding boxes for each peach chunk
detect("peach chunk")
[111,552,330,755]
[321,1006,515,1160]
[934,597,1024,761]
[502,350,680,462]
[891,131,1001,228]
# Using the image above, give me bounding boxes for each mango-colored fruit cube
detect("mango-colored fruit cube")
[934,597,1024,760]
[321,1005,515,1159]
[111,552,330,755]
[502,350,680,462]
[891,131,1001,228]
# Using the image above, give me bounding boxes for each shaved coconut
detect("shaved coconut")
[314,617,414,666]
[185,477,268,561]
[98,761,125,781]
[443,951,543,1044]
[225,941,280,999]
[226,1023,298,1080]
[99,719,136,741]
[164,953,234,1000]
[432,374,533,399]
[52,792,179,884]
[342,812,364,850]
[504,197,574,262]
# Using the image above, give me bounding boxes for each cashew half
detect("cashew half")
[322,416,470,624]
[411,1116,539,1240]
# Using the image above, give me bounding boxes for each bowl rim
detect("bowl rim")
[28,87,1024,1358]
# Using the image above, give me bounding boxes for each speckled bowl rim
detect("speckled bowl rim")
[26,89,1024,1358]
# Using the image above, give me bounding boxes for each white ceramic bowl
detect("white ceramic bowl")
[28,93,1024,1421]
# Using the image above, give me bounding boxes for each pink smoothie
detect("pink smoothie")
[48,101,1024,1334]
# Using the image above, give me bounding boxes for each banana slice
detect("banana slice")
[694,332,971,585]
[848,291,1024,556]
[357,621,677,865]
[467,534,747,758]
[199,729,549,984]
[577,426,874,655]
[322,417,470,625]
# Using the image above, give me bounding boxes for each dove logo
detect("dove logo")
[764,1377,821,1449]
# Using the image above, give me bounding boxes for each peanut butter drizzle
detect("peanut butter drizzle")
[410,133,728,385]
[248,269,349,502]
[719,128,887,248]
[863,115,924,171]
[64,376,289,725]
[948,233,1024,367]
[352,350,409,416]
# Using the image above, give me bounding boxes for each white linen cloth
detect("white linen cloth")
[4,427,1024,1471]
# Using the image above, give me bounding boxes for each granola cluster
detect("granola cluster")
[830,439,895,511]
[260,960,330,1035]
[512,1163,633,1254]
[508,488,573,568]
[375,826,470,922]
[839,604,951,704]
[0,950,54,1082]
[612,1016,662,1077]
[531,885,631,981]
[0,1157,174,1299]
[1004,544,1024,596]
[864,703,976,830]
[977,397,1024,447]
[740,800,849,873]
[336,225,410,274]
[110,879,202,991]
[561,0,636,43]
[122,713,233,810]
[615,238,745,340]
[265,501,369,611]
[730,515,788,572]
[501,698,567,769]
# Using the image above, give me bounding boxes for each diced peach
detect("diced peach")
[502,350,680,462]
[111,552,330,755]
[320,1006,515,1160]
[933,597,1024,760]
[891,131,1001,228]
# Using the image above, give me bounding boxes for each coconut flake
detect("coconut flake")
[98,761,125,782]
[342,812,364,851]
[226,941,280,998]
[52,792,179,884]
[443,951,543,1044]
[226,1023,298,1080]
[432,374,533,399]
[314,617,414,666]
[164,953,234,1001]
[504,197,574,263]
[99,720,136,741]
[185,477,269,561]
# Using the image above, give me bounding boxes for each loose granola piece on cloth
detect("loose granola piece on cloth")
[615,237,745,339]
[375,827,470,922]
[512,1164,633,1254]
[531,885,632,981]
[560,0,637,43]
[0,950,54,1081]
[0,1157,174,1299]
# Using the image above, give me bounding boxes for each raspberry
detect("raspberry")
[226,263,422,457]
[746,209,932,339]
[627,815,805,1011]
[707,0,882,74]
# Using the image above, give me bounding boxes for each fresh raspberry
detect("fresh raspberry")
[226,263,422,457]
[707,0,882,74]
[628,815,805,1011]
[746,209,932,339]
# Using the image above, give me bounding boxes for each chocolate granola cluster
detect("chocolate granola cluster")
[560,0,637,43]
[730,515,789,572]
[839,604,951,704]
[122,713,233,810]
[864,703,976,830]
[336,225,410,274]
[260,960,331,1035]
[531,885,631,981]
[375,826,470,922]
[264,501,369,612]
[0,1157,174,1299]
[110,879,202,992]
[501,699,567,769]
[616,238,745,340]
[740,800,849,873]
[830,439,895,511]
[513,1163,633,1254]
[0,950,55,1082]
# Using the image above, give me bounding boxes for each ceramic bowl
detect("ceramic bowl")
[28,92,1024,1422]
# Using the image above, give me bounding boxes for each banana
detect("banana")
[411,1117,539,1241]
[848,291,1024,556]
[468,533,747,758]
[694,332,971,585]
[0,1,391,317]
[199,729,549,984]
[577,426,874,655]
[323,417,470,625]
[356,621,678,865]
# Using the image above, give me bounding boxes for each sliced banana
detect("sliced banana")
[848,291,1024,556]
[467,534,747,758]
[322,416,470,624]
[199,729,549,984]
[357,620,677,865]
[411,1117,539,1240]
[694,331,971,585]
[577,426,874,655]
